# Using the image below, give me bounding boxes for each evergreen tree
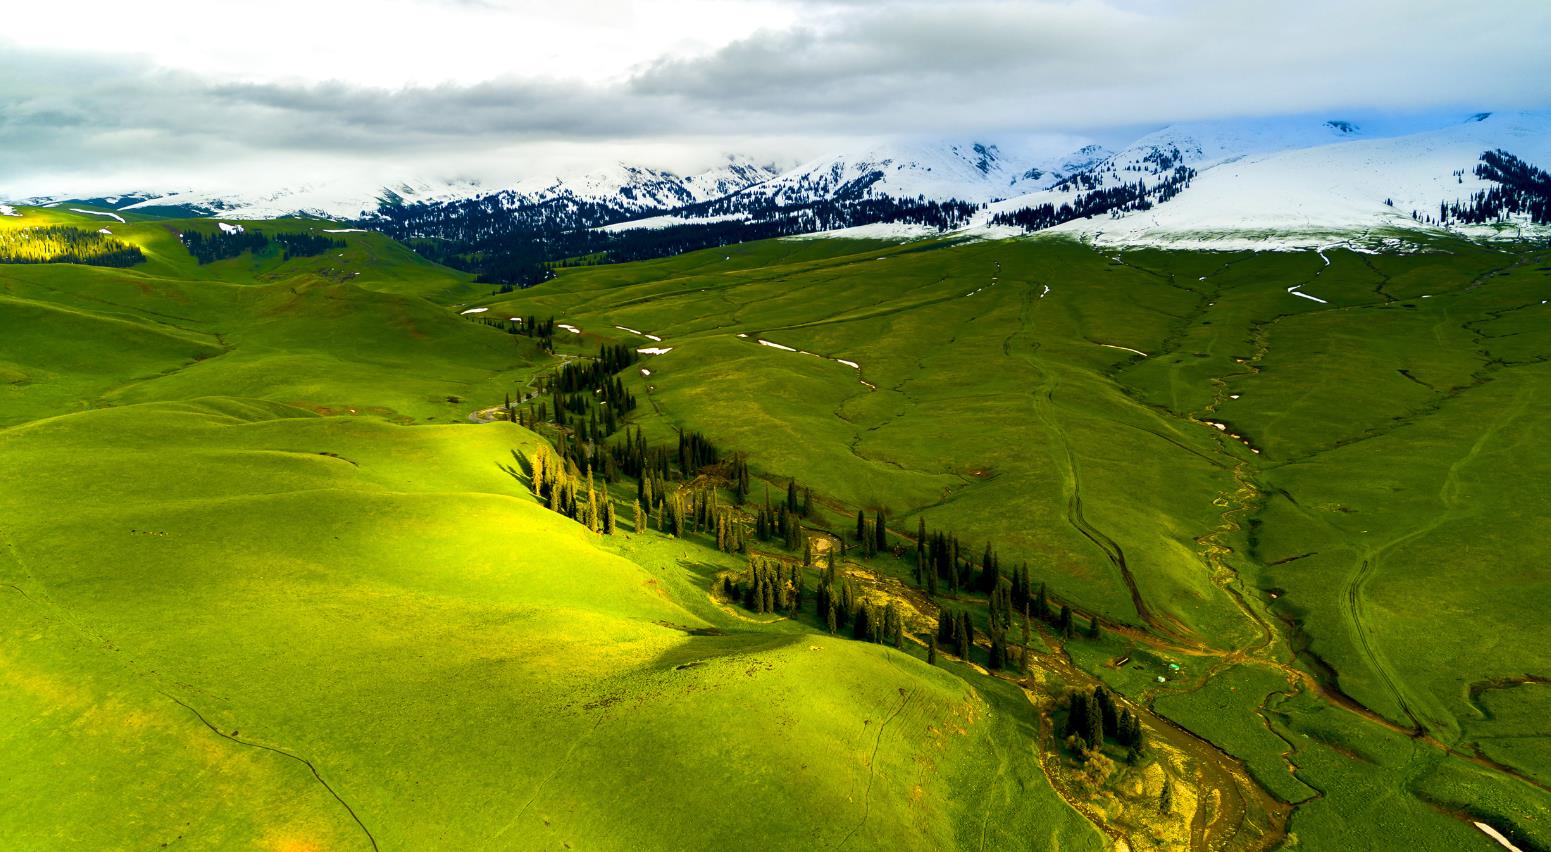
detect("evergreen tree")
[927,636,938,665]
[1059,605,1074,639]
[988,630,1007,670]
[1086,692,1105,752]
[732,454,750,505]
[1094,687,1118,738]
[856,510,867,544]
[873,509,887,552]
[852,604,872,641]
[1065,692,1089,744]
[1087,614,1101,640]
[632,499,645,533]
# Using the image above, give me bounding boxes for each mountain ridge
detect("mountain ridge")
[10,111,1550,268]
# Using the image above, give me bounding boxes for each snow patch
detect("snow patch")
[597,212,748,233]
[97,228,113,235]
[323,228,368,233]
[1097,343,1149,357]
[1290,291,1329,304]
[0,205,18,217]
[640,368,652,377]
[557,323,581,334]
[71,208,125,223]
[638,346,674,355]
[615,325,663,342]
[1475,822,1524,852]
[750,337,874,390]
[217,222,244,234]
[787,222,944,241]
[460,307,489,315]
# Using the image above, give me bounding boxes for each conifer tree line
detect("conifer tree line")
[507,344,649,479]
[181,228,341,264]
[0,226,144,267]
[494,316,558,351]
[273,232,345,260]
[754,480,814,551]
[908,515,1100,656]
[1429,148,1551,226]
[508,336,1110,676]
[811,561,905,648]
[526,445,617,535]
[474,315,558,353]
[363,182,982,283]
[725,557,805,615]
[1063,685,1145,759]
[989,167,1196,233]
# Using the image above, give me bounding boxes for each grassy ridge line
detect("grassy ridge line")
[0,400,1099,848]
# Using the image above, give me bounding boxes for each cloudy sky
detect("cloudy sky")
[3,0,1549,197]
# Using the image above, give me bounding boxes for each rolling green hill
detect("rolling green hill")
[483,231,1551,850]
[0,208,1104,850]
[2,205,1547,850]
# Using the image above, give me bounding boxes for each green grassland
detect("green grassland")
[3,202,1549,849]
[0,208,1104,849]
[486,231,1551,849]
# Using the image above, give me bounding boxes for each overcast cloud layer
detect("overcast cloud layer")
[3,0,1549,196]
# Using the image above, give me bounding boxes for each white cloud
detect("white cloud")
[2,0,1548,196]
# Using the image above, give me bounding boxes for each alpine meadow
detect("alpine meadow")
[3,2,1551,850]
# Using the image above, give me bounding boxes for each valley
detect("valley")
[1,203,1547,849]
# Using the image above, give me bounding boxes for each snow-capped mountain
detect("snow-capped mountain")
[18,161,781,222]
[481,160,780,214]
[22,178,489,220]
[1003,111,1551,248]
[679,159,784,203]
[721,137,1108,208]
[9,111,1549,257]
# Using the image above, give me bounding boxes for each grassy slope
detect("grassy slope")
[0,208,535,425]
[0,210,1098,849]
[489,233,1551,850]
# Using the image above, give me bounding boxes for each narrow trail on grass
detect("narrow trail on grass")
[161,691,379,851]
[1340,380,1535,736]
[1007,279,1191,644]
[833,688,917,851]
[494,715,607,842]
[1,525,380,851]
